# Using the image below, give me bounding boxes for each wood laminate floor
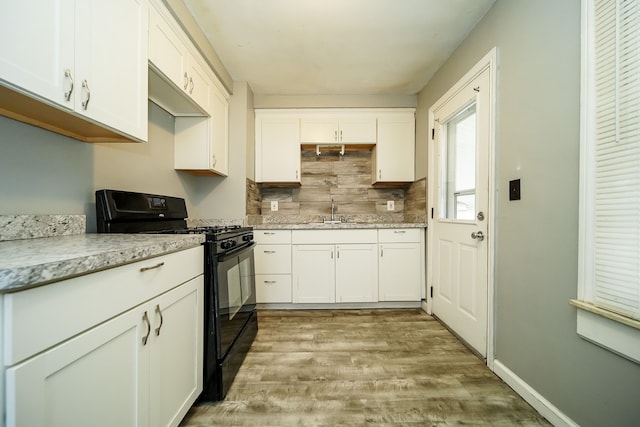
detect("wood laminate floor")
[180,309,550,426]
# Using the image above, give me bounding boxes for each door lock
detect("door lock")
[477,211,485,221]
[471,231,485,241]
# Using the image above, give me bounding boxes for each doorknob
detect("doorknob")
[471,231,485,241]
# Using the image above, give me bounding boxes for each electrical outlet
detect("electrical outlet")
[270,201,278,211]
[387,200,395,211]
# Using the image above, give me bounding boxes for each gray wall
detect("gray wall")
[1,88,253,230]
[416,1,640,425]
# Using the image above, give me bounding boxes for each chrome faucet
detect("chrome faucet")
[331,198,335,221]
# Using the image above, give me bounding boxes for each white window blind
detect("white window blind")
[593,0,640,320]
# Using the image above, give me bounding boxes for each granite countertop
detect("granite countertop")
[0,233,205,293]
[253,223,427,230]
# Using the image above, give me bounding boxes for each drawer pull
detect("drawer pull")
[264,232,276,235]
[142,311,151,346]
[394,230,407,234]
[264,250,276,254]
[264,280,277,284]
[140,262,165,272]
[155,304,164,336]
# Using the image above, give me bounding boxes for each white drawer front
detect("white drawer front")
[254,245,291,274]
[3,246,204,366]
[378,228,421,243]
[256,275,292,303]
[254,230,292,244]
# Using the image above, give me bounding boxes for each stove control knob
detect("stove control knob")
[221,240,233,250]
[242,234,253,242]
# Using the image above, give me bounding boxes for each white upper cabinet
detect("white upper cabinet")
[255,112,301,183]
[372,111,416,183]
[0,0,149,142]
[300,114,377,144]
[0,0,74,108]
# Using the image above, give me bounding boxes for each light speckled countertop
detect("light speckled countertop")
[0,234,205,293]
[253,223,427,230]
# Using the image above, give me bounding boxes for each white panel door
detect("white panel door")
[431,67,490,357]
[75,0,148,140]
[300,116,338,143]
[0,0,75,108]
[149,277,203,427]
[258,116,301,182]
[5,307,149,427]
[293,244,335,303]
[379,242,422,301]
[337,116,377,143]
[335,244,378,302]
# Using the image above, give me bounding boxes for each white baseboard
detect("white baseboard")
[493,360,578,427]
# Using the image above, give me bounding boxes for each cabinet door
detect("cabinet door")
[149,3,188,91]
[0,0,75,108]
[338,116,377,143]
[379,243,422,301]
[5,306,149,427]
[149,276,203,427]
[293,244,335,303]
[373,113,415,183]
[186,58,211,113]
[300,116,338,143]
[75,0,148,140]
[335,244,378,302]
[258,116,301,183]
[209,87,229,176]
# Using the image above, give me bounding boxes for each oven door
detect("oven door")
[214,242,256,359]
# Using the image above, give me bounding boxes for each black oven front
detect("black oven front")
[203,240,258,400]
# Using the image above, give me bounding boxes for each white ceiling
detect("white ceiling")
[183,0,495,96]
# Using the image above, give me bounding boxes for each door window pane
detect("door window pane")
[442,103,477,220]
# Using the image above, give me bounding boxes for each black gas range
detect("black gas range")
[95,189,257,401]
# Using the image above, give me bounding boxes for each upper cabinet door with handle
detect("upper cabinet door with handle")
[75,0,149,141]
[0,0,75,109]
[300,114,376,144]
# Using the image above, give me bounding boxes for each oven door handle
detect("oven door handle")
[218,241,256,262]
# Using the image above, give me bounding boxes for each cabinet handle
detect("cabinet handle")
[296,170,299,180]
[334,130,338,142]
[81,80,91,110]
[212,154,217,167]
[331,250,333,259]
[379,169,382,180]
[189,77,194,94]
[155,304,164,336]
[140,262,164,272]
[394,230,406,234]
[381,247,384,257]
[64,69,74,101]
[184,72,189,90]
[142,311,151,345]
[264,280,277,284]
[340,130,343,141]
[337,249,340,259]
[264,250,276,254]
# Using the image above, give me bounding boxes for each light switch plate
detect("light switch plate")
[270,201,278,211]
[387,200,395,211]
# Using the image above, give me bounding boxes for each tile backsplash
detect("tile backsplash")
[247,150,426,224]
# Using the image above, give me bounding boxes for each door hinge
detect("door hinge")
[430,287,433,298]
[431,128,435,139]
[431,208,434,219]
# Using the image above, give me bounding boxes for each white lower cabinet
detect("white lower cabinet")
[293,244,336,303]
[254,230,293,303]
[292,229,379,304]
[3,247,204,427]
[378,229,423,301]
[335,244,378,303]
[293,243,378,303]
